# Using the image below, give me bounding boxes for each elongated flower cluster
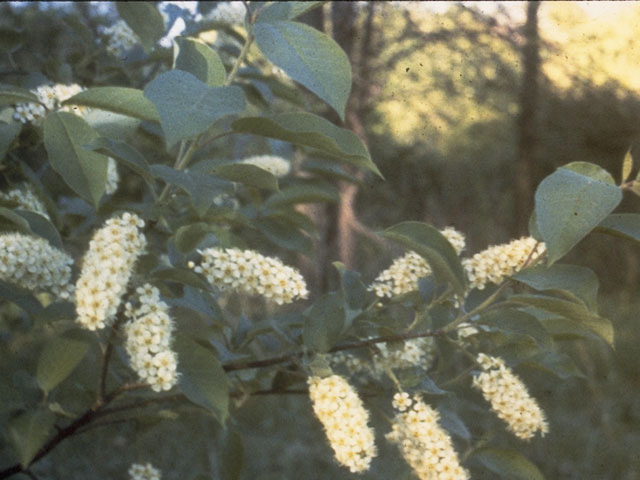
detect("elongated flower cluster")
[0,233,73,300]
[75,212,146,330]
[462,237,545,290]
[0,185,49,219]
[124,284,178,392]
[190,247,308,305]
[331,337,434,382]
[103,20,139,57]
[387,393,469,480]
[308,375,377,473]
[205,1,246,25]
[105,157,120,195]
[369,227,466,298]
[128,462,161,480]
[13,83,87,124]
[473,353,549,440]
[240,155,291,177]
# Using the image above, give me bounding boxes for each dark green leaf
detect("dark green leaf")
[86,137,155,187]
[64,87,160,123]
[174,333,229,423]
[513,264,599,311]
[173,222,215,253]
[439,409,471,440]
[382,222,466,295]
[0,280,42,315]
[479,308,552,349]
[144,70,246,148]
[264,183,338,208]
[0,205,31,232]
[596,213,640,245]
[36,336,90,395]
[150,267,212,291]
[301,158,364,184]
[232,113,381,177]
[303,293,345,353]
[117,2,165,52]
[0,84,39,106]
[7,409,56,468]
[219,429,244,480]
[254,21,351,119]
[523,351,585,379]
[535,162,622,264]
[174,37,226,86]
[253,216,312,255]
[333,262,368,325]
[473,448,545,480]
[212,163,278,191]
[14,210,63,250]
[0,121,21,159]
[256,2,323,22]
[43,112,108,206]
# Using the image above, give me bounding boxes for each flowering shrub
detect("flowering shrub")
[0,2,636,479]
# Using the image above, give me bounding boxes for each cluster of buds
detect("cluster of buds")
[0,184,49,219]
[13,83,86,124]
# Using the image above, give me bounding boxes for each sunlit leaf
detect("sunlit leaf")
[64,87,160,123]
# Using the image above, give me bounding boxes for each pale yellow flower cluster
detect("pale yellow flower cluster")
[462,237,545,290]
[13,83,87,124]
[128,462,161,480]
[75,212,146,330]
[369,227,466,298]
[387,393,470,480]
[190,247,308,305]
[0,185,49,219]
[105,157,120,195]
[473,353,549,440]
[0,233,73,300]
[308,375,377,473]
[240,155,291,177]
[103,20,139,57]
[124,284,178,392]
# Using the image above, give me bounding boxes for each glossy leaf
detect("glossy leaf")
[256,2,323,23]
[174,334,229,423]
[382,222,467,295]
[473,448,545,480]
[535,162,622,264]
[212,163,278,191]
[174,37,226,86]
[117,2,165,52]
[64,87,160,123]
[0,121,21,159]
[596,213,640,245]
[7,409,56,468]
[0,84,39,106]
[254,21,351,119]
[145,71,246,148]
[36,336,90,395]
[232,113,381,177]
[43,112,108,206]
[303,293,345,353]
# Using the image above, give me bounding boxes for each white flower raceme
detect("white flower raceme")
[0,185,49,219]
[369,227,466,298]
[387,393,470,480]
[75,212,146,330]
[240,155,291,177]
[105,157,120,195]
[124,284,178,392]
[205,1,246,25]
[473,353,549,440]
[462,237,545,290]
[331,337,434,382]
[308,375,377,473]
[189,247,308,305]
[128,462,161,480]
[13,82,87,124]
[103,20,139,57]
[0,233,73,300]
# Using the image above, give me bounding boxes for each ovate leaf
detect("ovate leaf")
[117,2,165,52]
[0,121,21,159]
[212,163,278,191]
[233,113,381,177]
[7,409,56,468]
[144,70,246,148]
[254,21,351,119]
[264,183,338,208]
[87,137,155,187]
[303,293,345,353]
[596,213,640,245]
[0,84,39,106]
[535,162,622,264]
[174,37,226,86]
[256,2,323,23]
[64,87,160,123]
[473,448,545,480]
[382,222,466,295]
[36,336,90,395]
[43,112,108,206]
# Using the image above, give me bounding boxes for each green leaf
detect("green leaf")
[64,87,160,123]
[510,294,614,346]
[174,334,229,423]
[253,216,312,255]
[303,293,345,353]
[86,137,155,187]
[256,2,324,22]
[36,336,90,395]
[144,71,246,148]
[212,163,278,191]
[523,351,585,379]
[0,84,39,106]
[0,121,21,159]
[596,213,640,245]
[479,308,552,349]
[150,267,212,291]
[264,183,338,208]
[473,448,545,480]
[535,162,622,264]
[7,409,56,468]
[254,21,351,119]
[382,222,467,295]
[334,262,369,325]
[622,148,633,183]
[117,2,165,52]
[174,37,226,86]
[43,112,108,206]
[173,222,215,253]
[233,113,381,177]
[219,429,244,480]
[0,280,42,316]
[14,210,63,250]
[513,264,599,311]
